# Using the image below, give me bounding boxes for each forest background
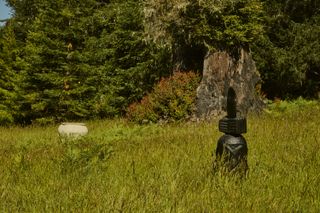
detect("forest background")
[0,0,320,125]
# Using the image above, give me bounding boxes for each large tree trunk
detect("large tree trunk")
[195,48,264,119]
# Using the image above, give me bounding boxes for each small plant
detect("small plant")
[0,110,14,126]
[59,137,114,174]
[265,97,318,115]
[32,117,55,126]
[127,71,200,123]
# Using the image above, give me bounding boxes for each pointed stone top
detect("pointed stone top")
[227,87,237,118]
[218,87,247,134]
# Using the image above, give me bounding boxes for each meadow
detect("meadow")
[0,101,320,212]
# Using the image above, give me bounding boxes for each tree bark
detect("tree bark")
[195,48,264,119]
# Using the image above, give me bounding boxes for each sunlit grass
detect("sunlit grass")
[0,104,319,211]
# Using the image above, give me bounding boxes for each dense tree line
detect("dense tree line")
[0,0,319,125]
[1,0,171,124]
[252,0,320,99]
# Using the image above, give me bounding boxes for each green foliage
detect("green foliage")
[14,0,171,123]
[252,0,320,98]
[127,71,200,123]
[144,0,264,70]
[265,97,318,116]
[20,0,99,122]
[59,136,114,174]
[184,0,264,49]
[0,108,320,211]
[0,21,21,125]
[0,110,14,125]
[86,0,172,117]
[1,0,320,124]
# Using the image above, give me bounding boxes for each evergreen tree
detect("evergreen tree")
[19,0,170,122]
[21,0,102,122]
[86,0,171,116]
[4,0,319,124]
[252,0,320,98]
[6,0,41,43]
[144,0,264,70]
[0,21,20,125]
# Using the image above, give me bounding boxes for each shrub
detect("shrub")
[0,110,14,126]
[264,97,318,116]
[127,71,200,123]
[59,137,114,174]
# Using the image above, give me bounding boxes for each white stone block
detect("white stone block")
[58,123,88,138]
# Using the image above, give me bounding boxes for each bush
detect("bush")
[0,110,14,126]
[127,71,200,123]
[264,97,318,116]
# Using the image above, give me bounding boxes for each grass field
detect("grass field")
[0,103,320,212]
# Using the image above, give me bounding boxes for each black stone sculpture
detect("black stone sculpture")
[213,87,248,175]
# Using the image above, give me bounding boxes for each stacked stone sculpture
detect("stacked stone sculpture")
[214,87,248,175]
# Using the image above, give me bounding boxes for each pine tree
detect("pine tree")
[19,0,170,122]
[86,0,171,116]
[0,21,20,125]
[144,0,264,70]
[252,0,320,98]
[21,0,101,122]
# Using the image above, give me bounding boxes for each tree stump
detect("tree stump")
[195,48,264,119]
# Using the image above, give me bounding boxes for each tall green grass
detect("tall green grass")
[0,104,319,212]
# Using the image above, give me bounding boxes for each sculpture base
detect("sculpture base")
[213,134,248,175]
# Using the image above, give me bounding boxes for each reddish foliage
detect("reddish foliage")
[127,71,200,123]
